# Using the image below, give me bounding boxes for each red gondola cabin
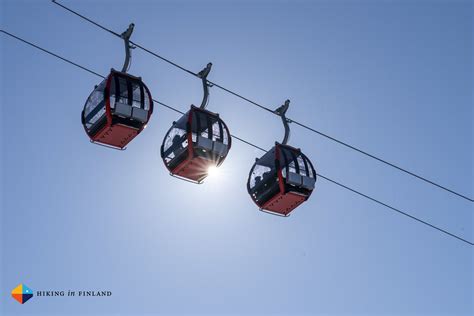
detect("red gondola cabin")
[81,69,153,149]
[247,143,316,216]
[161,105,231,183]
[247,100,317,216]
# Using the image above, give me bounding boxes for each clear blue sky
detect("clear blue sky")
[1,0,472,315]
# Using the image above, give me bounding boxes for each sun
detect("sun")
[207,165,220,178]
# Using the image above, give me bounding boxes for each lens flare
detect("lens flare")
[207,165,219,177]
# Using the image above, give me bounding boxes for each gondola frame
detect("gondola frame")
[81,69,154,149]
[247,142,316,216]
[160,105,232,183]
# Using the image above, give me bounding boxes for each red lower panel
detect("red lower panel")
[92,124,139,149]
[172,156,212,182]
[261,191,307,216]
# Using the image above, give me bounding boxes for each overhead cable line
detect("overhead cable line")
[1,29,471,246]
[50,0,473,203]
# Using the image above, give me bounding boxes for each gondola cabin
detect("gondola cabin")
[161,105,231,183]
[247,142,316,216]
[81,70,153,149]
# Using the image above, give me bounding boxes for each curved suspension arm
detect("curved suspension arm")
[197,63,212,109]
[275,99,291,145]
[121,23,135,73]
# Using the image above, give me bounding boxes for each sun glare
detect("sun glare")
[207,165,220,178]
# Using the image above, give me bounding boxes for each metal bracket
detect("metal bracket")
[197,63,212,109]
[258,208,290,217]
[274,99,291,145]
[121,23,135,73]
[90,139,126,151]
[169,173,204,184]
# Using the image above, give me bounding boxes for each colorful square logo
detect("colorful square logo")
[11,284,33,304]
